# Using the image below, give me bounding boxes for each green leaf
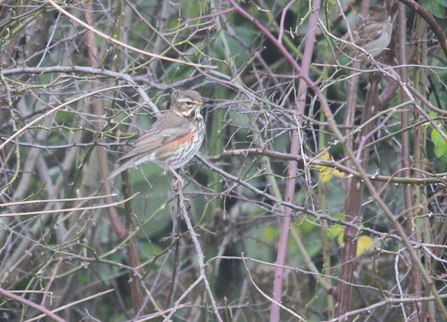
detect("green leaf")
[432,2,446,18]
[431,128,447,158]
[434,142,447,158]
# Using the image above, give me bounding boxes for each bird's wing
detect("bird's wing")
[117,115,191,163]
[356,21,383,46]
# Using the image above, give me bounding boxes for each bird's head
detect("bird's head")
[172,90,203,118]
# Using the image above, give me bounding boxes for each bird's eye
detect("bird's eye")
[185,100,193,106]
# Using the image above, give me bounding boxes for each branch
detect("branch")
[0,287,65,322]
[176,184,223,322]
[45,0,216,70]
[398,0,447,57]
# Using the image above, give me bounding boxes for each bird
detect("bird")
[338,5,392,58]
[101,90,205,185]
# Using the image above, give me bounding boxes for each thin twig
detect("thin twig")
[176,184,223,322]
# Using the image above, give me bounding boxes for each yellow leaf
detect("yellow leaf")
[357,235,374,256]
[316,151,345,183]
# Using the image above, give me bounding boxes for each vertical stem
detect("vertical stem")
[397,3,422,320]
[335,3,369,319]
[207,0,238,216]
[269,1,321,320]
[84,0,143,314]
[336,72,382,319]
[413,14,435,322]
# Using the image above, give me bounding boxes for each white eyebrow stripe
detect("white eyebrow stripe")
[177,98,202,103]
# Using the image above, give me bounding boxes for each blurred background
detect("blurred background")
[1,1,447,321]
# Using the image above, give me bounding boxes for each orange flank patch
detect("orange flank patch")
[156,131,194,154]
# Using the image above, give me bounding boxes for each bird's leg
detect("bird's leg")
[169,167,184,188]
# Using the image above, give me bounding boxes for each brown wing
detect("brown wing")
[355,21,382,46]
[117,111,191,164]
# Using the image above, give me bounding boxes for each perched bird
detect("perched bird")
[102,90,205,185]
[338,5,392,58]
